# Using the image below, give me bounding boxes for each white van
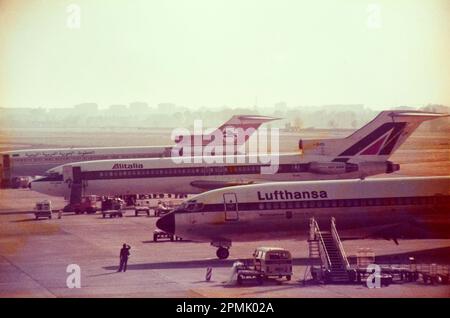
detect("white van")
[33,200,52,220]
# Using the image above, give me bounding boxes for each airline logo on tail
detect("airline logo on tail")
[299,110,449,162]
[217,115,280,145]
[338,122,407,157]
[174,115,279,147]
[329,111,448,162]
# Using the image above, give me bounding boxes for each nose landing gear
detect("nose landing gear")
[211,241,232,259]
[216,247,230,259]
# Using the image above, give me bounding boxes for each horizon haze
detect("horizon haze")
[0,0,449,110]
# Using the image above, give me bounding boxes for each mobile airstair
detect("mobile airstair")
[307,217,352,283]
[305,217,450,286]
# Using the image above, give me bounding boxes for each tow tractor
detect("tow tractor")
[63,195,99,214]
[234,247,293,285]
[101,198,126,218]
[33,200,53,220]
[134,199,151,216]
[153,229,182,242]
[134,199,171,217]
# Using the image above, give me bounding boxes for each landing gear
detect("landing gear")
[211,241,232,259]
[216,247,230,259]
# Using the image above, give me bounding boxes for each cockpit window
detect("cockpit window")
[45,171,61,177]
[178,200,204,212]
[41,171,63,181]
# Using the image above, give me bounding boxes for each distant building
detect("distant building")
[109,104,128,112]
[157,103,176,113]
[420,104,450,132]
[320,104,365,112]
[129,102,149,112]
[74,103,98,112]
[393,105,417,111]
[421,104,449,114]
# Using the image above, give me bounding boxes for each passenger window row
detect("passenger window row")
[257,196,445,210]
[87,164,318,179]
[93,165,262,178]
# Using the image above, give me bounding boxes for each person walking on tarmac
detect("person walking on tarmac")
[118,243,131,272]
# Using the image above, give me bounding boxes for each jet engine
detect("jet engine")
[307,161,400,175]
[307,162,359,174]
[358,161,400,175]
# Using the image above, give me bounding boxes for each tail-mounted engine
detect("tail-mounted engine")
[307,161,400,175]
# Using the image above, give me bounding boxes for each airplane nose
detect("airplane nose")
[29,178,50,195]
[156,213,175,234]
[30,179,43,192]
[29,180,37,191]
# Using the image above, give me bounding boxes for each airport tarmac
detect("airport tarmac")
[0,189,449,298]
[0,127,449,297]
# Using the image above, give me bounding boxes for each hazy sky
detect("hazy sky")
[0,0,449,109]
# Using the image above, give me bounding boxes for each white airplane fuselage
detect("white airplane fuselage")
[1,114,277,183]
[1,145,172,178]
[29,110,447,201]
[157,176,450,244]
[29,153,396,198]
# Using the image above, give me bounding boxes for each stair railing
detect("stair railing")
[310,218,332,271]
[331,217,350,270]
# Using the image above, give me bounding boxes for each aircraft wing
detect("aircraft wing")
[367,221,450,240]
[340,222,450,242]
[190,180,256,191]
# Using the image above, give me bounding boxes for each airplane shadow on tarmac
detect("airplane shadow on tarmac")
[365,246,450,264]
[141,240,192,244]
[102,246,450,271]
[104,258,255,270]
[12,218,52,222]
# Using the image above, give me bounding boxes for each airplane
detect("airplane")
[156,176,450,259]
[29,111,447,203]
[1,115,277,185]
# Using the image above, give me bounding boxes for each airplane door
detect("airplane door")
[72,166,82,184]
[2,155,11,185]
[223,193,239,221]
[69,166,83,205]
[63,165,73,183]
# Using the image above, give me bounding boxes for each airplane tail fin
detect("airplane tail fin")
[214,115,279,146]
[173,115,279,153]
[300,111,448,162]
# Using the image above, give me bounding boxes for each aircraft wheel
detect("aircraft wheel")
[216,247,229,259]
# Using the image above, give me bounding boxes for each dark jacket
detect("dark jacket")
[120,246,131,259]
